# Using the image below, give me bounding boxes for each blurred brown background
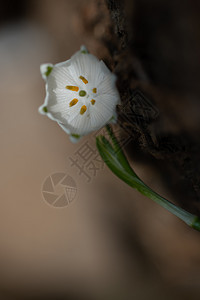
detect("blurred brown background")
[0,0,200,299]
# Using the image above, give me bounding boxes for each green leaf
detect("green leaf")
[96,127,200,231]
[105,125,138,177]
[96,135,141,188]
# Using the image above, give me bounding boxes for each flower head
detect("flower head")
[39,46,120,142]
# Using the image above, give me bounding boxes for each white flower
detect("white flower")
[39,46,121,142]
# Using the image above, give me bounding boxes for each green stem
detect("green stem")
[128,175,196,227]
[97,126,200,232]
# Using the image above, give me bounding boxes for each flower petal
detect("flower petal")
[39,46,121,142]
[40,63,53,80]
[69,51,107,88]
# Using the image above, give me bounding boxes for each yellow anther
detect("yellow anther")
[91,99,96,105]
[79,76,88,84]
[69,98,78,107]
[80,105,87,115]
[92,88,97,93]
[66,85,79,92]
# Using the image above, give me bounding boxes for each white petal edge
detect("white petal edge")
[40,63,53,80]
[58,123,82,143]
[80,45,88,54]
[69,135,82,143]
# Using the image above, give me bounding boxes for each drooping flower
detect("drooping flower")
[39,46,121,142]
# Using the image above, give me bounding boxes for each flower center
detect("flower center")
[79,90,87,97]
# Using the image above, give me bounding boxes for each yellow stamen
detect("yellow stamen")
[91,99,96,105]
[80,105,87,115]
[66,85,79,92]
[79,76,88,84]
[69,98,78,107]
[92,88,97,93]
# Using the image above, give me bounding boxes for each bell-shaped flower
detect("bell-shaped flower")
[39,46,120,142]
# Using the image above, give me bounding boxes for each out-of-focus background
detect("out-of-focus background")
[0,0,200,299]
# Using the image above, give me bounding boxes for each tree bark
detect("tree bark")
[104,0,200,214]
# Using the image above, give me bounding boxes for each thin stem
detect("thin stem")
[129,176,196,226]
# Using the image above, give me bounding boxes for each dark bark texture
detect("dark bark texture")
[104,0,200,214]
